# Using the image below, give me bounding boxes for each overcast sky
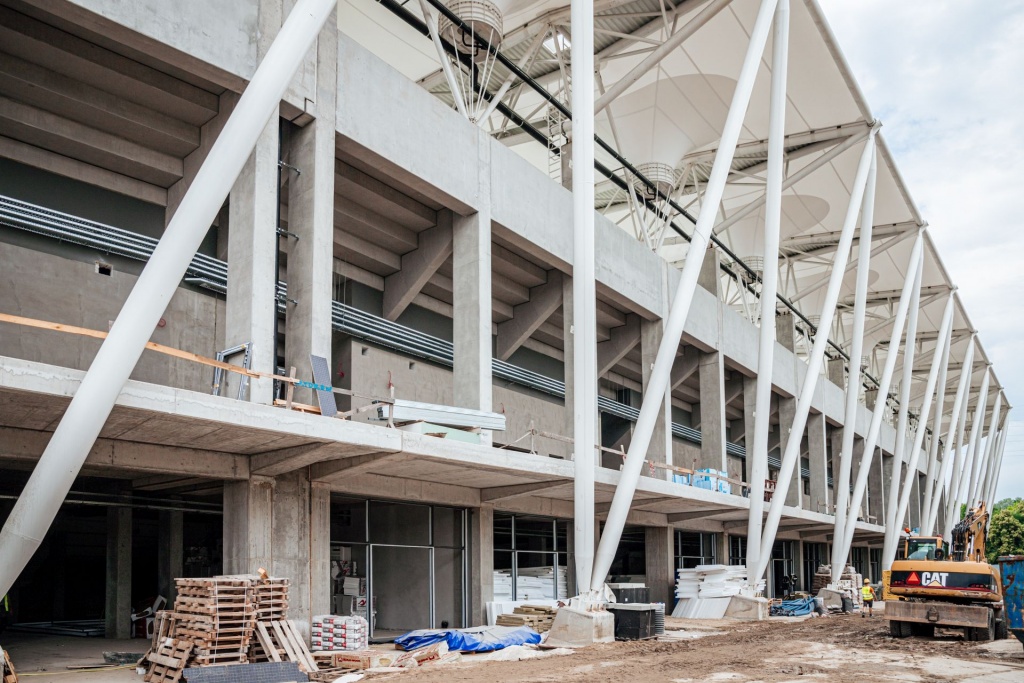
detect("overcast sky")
[817,0,1024,504]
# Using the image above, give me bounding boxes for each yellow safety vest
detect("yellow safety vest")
[861,585,875,601]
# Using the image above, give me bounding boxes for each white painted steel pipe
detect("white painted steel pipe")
[883,255,923,538]
[753,131,877,582]
[0,0,339,598]
[984,415,1009,505]
[919,298,955,533]
[832,231,924,581]
[975,392,1002,506]
[572,0,597,595]
[745,0,789,578]
[419,0,469,119]
[590,0,781,592]
[942,352,975,538]
[924,334,975,535]
[594,0,734,114]
[882,293,955,568]
[830,144,876,566]
[965,371,993,509]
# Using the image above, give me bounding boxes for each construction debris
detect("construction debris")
[140,574,314,682]
[495,605,557,633]
[2,648,16,683]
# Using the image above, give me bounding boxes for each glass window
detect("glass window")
[675,531,717,569]
[368,501,430,545]
[331,496,366,543]
[494,513,514,550]
[432,507,463,549]
[555,520,568,552]
[514,515,556,552]
[729,536,746,566]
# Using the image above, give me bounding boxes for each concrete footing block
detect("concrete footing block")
[543,607,615,647]
[725,594,769,620]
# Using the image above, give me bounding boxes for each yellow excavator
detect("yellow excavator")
[886,503,1008,640]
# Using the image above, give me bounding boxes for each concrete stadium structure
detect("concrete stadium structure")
[0,0,1010,640]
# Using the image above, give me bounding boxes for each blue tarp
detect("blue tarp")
[770,597,816,617]
[394,625,541,652]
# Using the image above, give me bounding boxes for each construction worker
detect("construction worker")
[861,579,876,618]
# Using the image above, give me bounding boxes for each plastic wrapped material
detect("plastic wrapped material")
[394,625,540,652]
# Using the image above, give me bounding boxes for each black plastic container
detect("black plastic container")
[607,603,656,641]
[609,585,650,604]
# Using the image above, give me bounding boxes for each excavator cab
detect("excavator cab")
[904,537,946,561]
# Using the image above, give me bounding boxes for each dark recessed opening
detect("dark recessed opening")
[96,263,112,276]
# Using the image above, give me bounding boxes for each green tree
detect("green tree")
[993,498,1022,514]
[987,499,1024,564]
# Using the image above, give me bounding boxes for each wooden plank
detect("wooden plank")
[271,620,300,665]
[255,621,282,662]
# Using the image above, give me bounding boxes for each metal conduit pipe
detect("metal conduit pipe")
[832,231,924,582]
[882,293,955,569]
[830,143,876,567]
[0,0,339,598]
[923,334,975,535]
[591,0,782,592]
[754,131,877,583]
[746,0,789,578]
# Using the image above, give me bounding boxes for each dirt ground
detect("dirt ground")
[378,615,1024,683]
[3,614,1024,683]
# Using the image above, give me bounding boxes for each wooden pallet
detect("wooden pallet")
[143,639,193,683]
[251,620,317,673]
[3,649,17,683]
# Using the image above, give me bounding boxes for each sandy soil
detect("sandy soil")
[3,615,1023,683]
[376,615,1024,683]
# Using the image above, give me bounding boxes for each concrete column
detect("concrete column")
[227,116,279,403]
[778,396,798,507]
[881,452,895,529]
[775,310,796,353]
[222,476,275,575]
[697,244,721,298]
[645,526,674,605]
[469,504,494,626]
[453,150,492,443]
[909,472,922,532]
[310,482,332,620]
[865,389,878,411]
[105,506,132,638]
[642,318,673,478]
[867,446,884,523]
[827,358,845,387]
[284,12,337,404]
[698,351,727,471]
[158,510,184,603]
[807,413,828,514]
[562,275,575,445]
[742,376,757,486]
[829,428,844,512]
[272,471,312,638]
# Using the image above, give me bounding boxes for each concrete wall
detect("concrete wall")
[0,241,222,392]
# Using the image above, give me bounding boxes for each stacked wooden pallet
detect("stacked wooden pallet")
[251,620,317,673]
[172,577,255,666]
[2,649,17,683]
[253,577,290,622]
[142,638,193,683]
[495,604,557,633]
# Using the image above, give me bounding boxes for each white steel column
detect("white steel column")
[923,334,975,534]
[0,0,338,598]
[753,130,877,582]
[830,144,876,567]
[965,370,993,509]
[975,391,1002,506]
[745,0,789,578]
[591,0,781,592]
[883,293,955,568]
[919,296,955,532]
[832,231,924,582]
[884,255,924,537]
[942,354,975,537]
[571,0,597,595]
[984,415,1010,505]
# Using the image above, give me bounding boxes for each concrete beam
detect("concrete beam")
[597,313,641,375]
[495,271,563,360]
[251,441,397,477]
[480,479,569,502]
[666,509,729,523]
[594,496,676,514]
[671,349,701,390]
[0,427,248,479]
[382,213,454,321]
[310,451,410,482]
